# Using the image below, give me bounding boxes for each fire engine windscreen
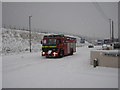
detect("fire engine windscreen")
[43,39,57,45]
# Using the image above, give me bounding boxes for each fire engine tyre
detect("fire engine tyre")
[59,50,64,58]
[70,50,73,55]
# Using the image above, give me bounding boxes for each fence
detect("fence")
[2,24,50,34]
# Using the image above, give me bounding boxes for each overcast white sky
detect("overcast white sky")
[2,2,118,39]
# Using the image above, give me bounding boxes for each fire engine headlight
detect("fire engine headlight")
[42,52,45,55]
[53,52,58,56]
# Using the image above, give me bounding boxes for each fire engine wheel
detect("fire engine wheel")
[70,50,73,55]
[59,50,64,58]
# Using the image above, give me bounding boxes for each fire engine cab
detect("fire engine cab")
[41,34,76,58]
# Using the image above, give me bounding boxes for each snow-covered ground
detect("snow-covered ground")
[1,28,118,88]
[2,46,118,88]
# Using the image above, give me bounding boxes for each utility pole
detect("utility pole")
[111,20,114,42]
[29,16,32,52]
[109,19,114,43]
[109,19,112,40]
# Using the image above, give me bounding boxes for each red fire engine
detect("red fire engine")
[41,34,76,57]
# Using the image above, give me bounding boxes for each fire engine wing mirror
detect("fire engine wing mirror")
[41,40,43,44]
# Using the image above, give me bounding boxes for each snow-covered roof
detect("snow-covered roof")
[92,50,119,53]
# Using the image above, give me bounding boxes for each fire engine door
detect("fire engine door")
[67,43,70,54]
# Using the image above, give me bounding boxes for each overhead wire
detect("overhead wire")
[92,2,109,22]
[92,1,118,25]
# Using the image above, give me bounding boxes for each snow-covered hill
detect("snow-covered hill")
[2,28,45,54]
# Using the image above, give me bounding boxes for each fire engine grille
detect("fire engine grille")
[42,48,58,52]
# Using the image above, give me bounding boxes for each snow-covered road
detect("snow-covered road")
[2,46,118,88]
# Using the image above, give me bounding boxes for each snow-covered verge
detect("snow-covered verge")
[2,28,45,55]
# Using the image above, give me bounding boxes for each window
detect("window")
[43,39,57,45]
